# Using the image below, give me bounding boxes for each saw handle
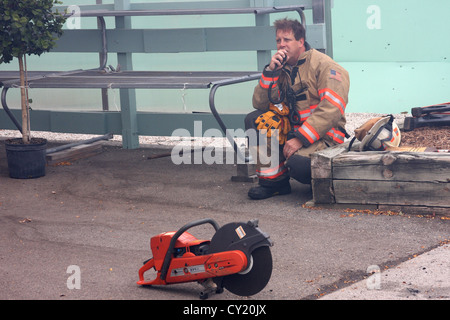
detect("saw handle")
[159,218,220,281]
[137,258,155,285]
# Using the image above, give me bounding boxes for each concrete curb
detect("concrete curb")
[320,244,450,300]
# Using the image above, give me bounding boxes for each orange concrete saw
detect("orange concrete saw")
[137,218,273,299]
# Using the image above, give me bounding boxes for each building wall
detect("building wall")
[333,0,450,113]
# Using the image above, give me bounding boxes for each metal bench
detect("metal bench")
[0,0,332,155]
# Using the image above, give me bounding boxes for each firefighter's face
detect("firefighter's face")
[276,29,305,64]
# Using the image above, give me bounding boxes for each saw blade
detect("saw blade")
[219,246,272,296]
[208,220,273,296]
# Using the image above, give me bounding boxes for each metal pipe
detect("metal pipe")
[1,86,22,132]
[64,10,107,71]
[76,6,306,17]
[46,133,113,154]
[97,16,108,70]
[208,74,260,163]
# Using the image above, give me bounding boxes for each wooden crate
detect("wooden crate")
[310,142,450,216]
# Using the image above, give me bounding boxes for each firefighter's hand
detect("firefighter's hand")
[268,50,288,71]
[283,137,303,159]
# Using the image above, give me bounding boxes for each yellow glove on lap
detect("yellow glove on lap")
[255,103,291,144]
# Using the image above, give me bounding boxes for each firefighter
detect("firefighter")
[246,18,350,200]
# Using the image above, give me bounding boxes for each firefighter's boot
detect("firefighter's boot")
[248,178,291,200]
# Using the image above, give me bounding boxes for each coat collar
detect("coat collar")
[297,41,312,66]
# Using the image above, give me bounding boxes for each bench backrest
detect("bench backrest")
[53,0,333,71]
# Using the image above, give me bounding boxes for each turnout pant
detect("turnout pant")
[245,110,327,186]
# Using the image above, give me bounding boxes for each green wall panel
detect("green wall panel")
[332,0,450,63]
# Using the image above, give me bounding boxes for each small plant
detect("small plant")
[0,0,66,143]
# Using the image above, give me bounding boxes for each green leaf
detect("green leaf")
[0,0,67,63]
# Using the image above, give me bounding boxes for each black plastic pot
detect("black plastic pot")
[5,138,47,179]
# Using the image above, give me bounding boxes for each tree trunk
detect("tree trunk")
[18,54,31,144]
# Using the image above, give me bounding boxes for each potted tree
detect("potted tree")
[0,0,66,178]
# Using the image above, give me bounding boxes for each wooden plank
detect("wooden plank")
[53,25,322,54]
[46,141,103,165]
[55,27,275,53]
[205,26,275,52]
[332,151,450,182]
[311,141,350,179]
[333,180,450,207]
[53,30,104,52]
[0,110,248,136]
[144,29,206,53]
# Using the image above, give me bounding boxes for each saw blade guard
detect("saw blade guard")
[208,219,274,296]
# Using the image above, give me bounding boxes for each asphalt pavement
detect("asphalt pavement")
[0,140,448,302]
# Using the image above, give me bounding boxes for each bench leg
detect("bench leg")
[231,162,258,183]
[116,51,139,149]
[115,1,139,149]
[119,87,139,149]
[209,78,261,182]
